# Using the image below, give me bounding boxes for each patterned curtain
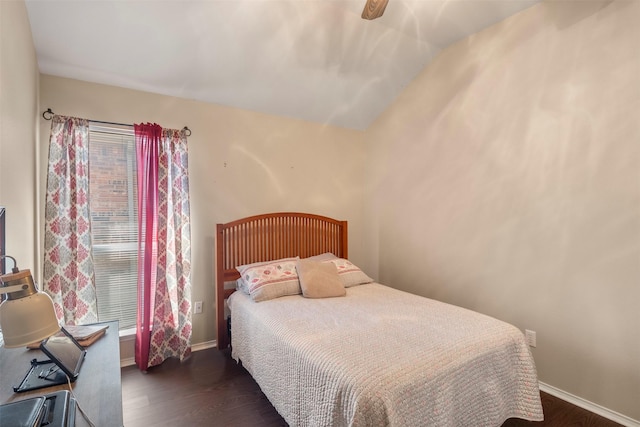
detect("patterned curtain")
[134,123,192,371]
[43,115,98,324]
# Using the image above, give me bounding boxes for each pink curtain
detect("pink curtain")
[134,123,192,371]
[43,115,98,324]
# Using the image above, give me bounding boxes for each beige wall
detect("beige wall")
[39,75,367,356]
[0,1,39,273]
[366,0,640,421]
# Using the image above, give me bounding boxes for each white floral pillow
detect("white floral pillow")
[237,257,301,302]
[235,278,249,295]
[323,258,373,288]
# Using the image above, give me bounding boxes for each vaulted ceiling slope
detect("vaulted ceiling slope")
[25,0,540,130]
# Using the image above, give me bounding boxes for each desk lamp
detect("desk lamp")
[0,255,60,347]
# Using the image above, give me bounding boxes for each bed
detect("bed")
[216,212,544,426]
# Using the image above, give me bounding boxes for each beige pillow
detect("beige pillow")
[297,259,345,299]
[305,252,338,262]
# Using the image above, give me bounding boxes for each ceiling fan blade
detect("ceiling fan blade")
[361,0,389,20]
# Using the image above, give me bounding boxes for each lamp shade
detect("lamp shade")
[0,269,60,348]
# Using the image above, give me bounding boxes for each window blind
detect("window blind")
[89,124,138,330]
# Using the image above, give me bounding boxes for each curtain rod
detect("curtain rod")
[42,108,192,137]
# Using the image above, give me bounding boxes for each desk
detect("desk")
[0,321,123,427]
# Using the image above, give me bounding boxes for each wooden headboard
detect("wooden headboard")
[215,212,348,349]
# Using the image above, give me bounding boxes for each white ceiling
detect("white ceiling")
[25,0,540,130]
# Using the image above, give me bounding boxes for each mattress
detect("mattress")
[228,283,544,427]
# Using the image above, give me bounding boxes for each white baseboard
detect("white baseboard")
[120,357,135,367]
[192,340,217,352]
[119,339,218,368]
[539,382,640,427]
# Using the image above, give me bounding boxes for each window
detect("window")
[88,124,138,330]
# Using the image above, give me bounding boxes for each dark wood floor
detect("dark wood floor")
[121,347,622,427]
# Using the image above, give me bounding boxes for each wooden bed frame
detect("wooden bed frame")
[215,212,348,349]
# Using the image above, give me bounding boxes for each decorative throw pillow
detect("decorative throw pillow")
[236,257,301,302]
[235,277,249,295]
[323,258,374,287]
[297,259,345,299]
[305,252,338,262]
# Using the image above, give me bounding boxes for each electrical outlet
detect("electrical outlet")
[525,329,537,348]
[194,301,203,314]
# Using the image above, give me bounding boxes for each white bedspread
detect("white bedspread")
[229,283,544,427]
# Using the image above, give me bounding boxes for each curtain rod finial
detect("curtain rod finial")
[42,108,54,120]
